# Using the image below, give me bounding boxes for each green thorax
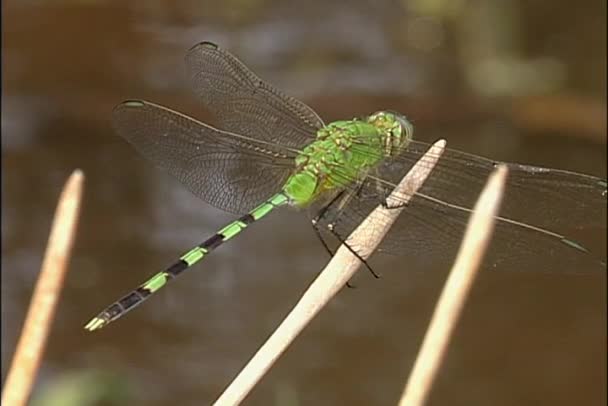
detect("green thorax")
[282,111,413,207]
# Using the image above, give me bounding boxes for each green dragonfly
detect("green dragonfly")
[85,41,606,331]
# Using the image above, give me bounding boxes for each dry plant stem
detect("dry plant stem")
[399,165,508,406]
[213,140,447,406]
[1,170,84,406]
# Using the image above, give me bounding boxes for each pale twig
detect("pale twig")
[398,165,508,406]
[213,140,447,406]
[2,170,84,406]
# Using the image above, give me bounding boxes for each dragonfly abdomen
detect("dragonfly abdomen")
[84,193,289,331]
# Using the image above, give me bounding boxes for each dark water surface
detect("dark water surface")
[2,1,606,405]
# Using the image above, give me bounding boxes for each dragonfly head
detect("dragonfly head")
[367,111,414,158]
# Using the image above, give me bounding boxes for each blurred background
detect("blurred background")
[2,1,606,405]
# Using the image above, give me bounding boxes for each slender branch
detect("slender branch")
[398,165,508,406]
[2,170,84,406]
[213,140,447,406]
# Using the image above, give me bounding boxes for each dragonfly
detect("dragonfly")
[84,41,607,331]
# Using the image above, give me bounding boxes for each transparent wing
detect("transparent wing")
[384,140,607,230]
[185,41,324,149]
[112,100,295,214]
[315,141,607,273]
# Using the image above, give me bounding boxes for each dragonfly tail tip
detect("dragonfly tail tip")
[84,317,108,332]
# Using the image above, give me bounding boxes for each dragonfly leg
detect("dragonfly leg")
[314,187,381,279]
[311,216,336,258]
[327,223,380,278]
[371,174,410,210]
[311,191,356,288]
[311,190,346,259]
[311,220,357,288]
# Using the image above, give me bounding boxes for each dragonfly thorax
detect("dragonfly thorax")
[282,112,414,208]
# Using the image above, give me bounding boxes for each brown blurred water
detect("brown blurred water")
[2,1,606,405]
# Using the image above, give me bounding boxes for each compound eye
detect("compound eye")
[394,115,413,140]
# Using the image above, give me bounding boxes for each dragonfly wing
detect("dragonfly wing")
[317,178,605,273]
[381,140,607,231]
[185,41,324,149]
[315,143,606,273]
[112,100,294,214]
